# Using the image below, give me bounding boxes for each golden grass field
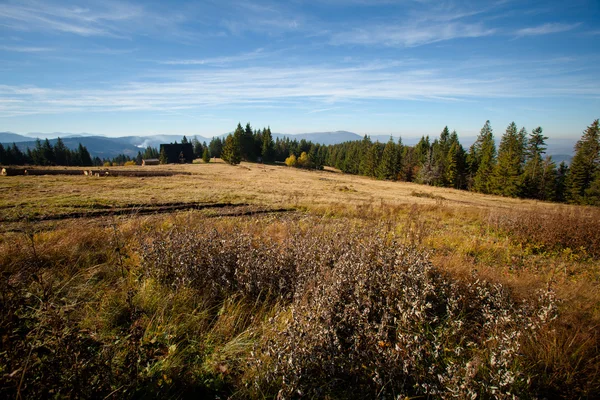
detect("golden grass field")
[1,160,599,398]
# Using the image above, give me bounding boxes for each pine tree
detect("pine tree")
[78,144,93,166]
[445,138,467,189]
[522,127,548,199]
[395,137,403,179]
[192,137,202,159]
[539,156,557,201]
[221,133,241,165]
[42,138,55,165]
[432,127,450,186]
[209,137,223,159]
[31,139,45,165]
[584,171,600,206]
[181,135,189,144]
[0,143,7,165]
[261,127,275,163]
[566,119,600,204]
[54,137,68,166]
[472,120,496,194]
[363,143,382,177]
[554,162,569,203]
[241,122,256,161]
[202,147,210,163]
[492,122,525,197]
[358,135,373,176]
[377,136,398,180]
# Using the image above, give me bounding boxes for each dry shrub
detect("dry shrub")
[488,205,600,258]
[256,229,557,399]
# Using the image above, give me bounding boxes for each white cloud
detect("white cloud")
[159,49,266,66]
[515,22,580,37]
[0,45,54,52]
[0,58,598,118]
[331,22,495,47]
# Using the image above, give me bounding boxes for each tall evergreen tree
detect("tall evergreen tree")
[358,135,373,176]
[241,122,256,161]
[221,133,241,165]
[554,162,569,203]
[432,127,450,186]
[0,143,7,165]
[492,122,525,197]
[261,127,275,163]
[78,144,93,166]
[192,137,202,159]
[54,137,68,166]
[445,133,467,190]
[363,142,382,178]
[566,119,600,204]
[522,127,548,199]
[377,136,398,180]
[209,137,223,158]
[42,138,55,165]
[539,156,557,201]
[472,120,496,194]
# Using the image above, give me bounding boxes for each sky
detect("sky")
[1,0,599,139]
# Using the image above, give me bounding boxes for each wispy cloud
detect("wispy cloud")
[0,45,54,52]
[0,0,143,37]
[1,57,598,118]
[515,22,580,37]
[308,107,341,114]
[159,49,266,66]
[331,22,495,47]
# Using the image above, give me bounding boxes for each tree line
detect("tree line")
[0,138,95,167]
[218,120,600,206]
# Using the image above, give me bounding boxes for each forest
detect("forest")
[218,120,600,206]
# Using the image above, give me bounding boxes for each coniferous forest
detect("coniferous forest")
[218,120,600,206]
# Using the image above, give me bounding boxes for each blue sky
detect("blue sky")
[1,0,599,139]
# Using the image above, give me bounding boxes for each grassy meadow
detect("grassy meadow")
[1,160,599,399]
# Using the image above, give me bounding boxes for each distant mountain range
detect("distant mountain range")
[0,130,576,163]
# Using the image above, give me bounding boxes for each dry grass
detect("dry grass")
[1,161,599,398]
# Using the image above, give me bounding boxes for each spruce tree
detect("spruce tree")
[377,136,398,180]
[54,137,68,166]
[554,162,569,203]
[192,137,202,159]
[0,143,6,165]
[222,133,241,165]
[78,144,93,166]
[472,120,496,193]
[539,156,557,201]
[261,127,275,163]
[209,137,223,159]
[432,127,450,186]
[363,142,382,177]
[492,122,524,197]
[566,119,600,204]
[522,127,548,199]
[202,147,210,163]
[242,122,256,161]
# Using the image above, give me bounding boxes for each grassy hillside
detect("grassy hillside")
[1,161,598,398]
